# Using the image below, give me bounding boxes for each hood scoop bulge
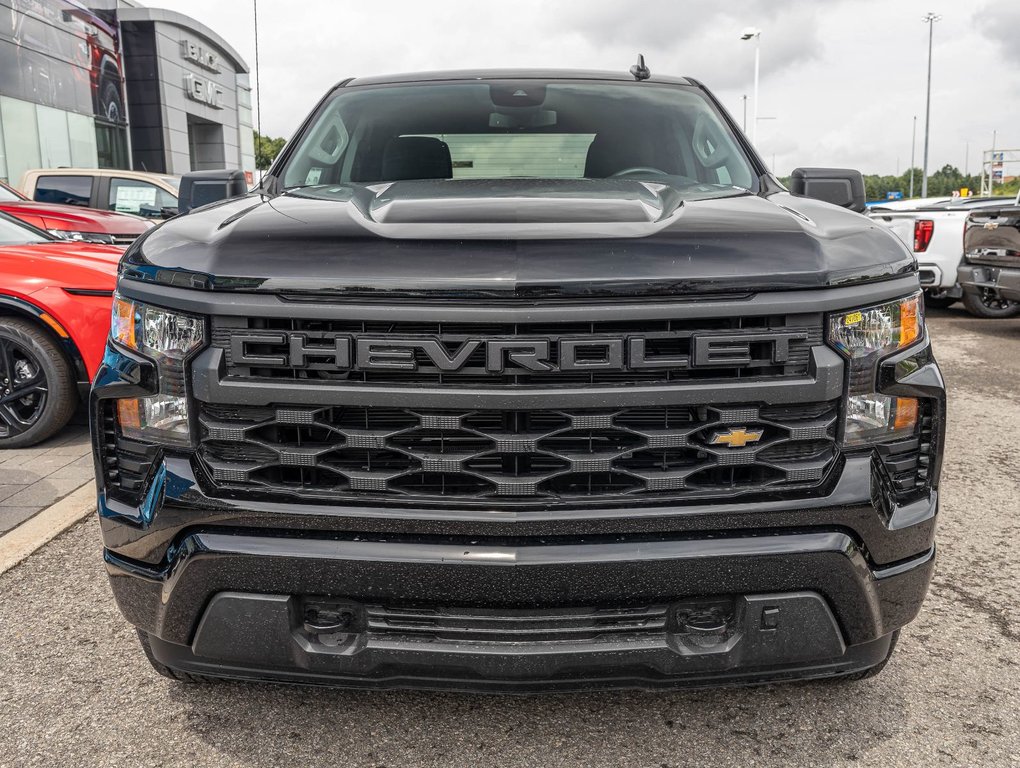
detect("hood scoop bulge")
[344,178,687,239]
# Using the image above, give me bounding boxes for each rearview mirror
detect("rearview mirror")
[178,169,248,214]
[789,167,866,213]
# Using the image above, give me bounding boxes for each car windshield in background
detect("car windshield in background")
[280,81,757,199]
[0,184,21,203]
[0,214,49,246]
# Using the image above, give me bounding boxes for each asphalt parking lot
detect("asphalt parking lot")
[0,307,1017,768]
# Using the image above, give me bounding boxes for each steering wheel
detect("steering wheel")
[609,167,669,178]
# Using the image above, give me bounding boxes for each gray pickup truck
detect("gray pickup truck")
[959,191,1020,306]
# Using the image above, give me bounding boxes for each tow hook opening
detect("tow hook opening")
[301,600,365,645]
[672,599,738,651]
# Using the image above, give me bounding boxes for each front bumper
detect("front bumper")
[957,263,1020,302]
[111,527,933,691]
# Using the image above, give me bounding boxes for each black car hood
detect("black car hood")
[122,179,914,298]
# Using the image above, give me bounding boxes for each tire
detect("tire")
[962,287,1020,319]
[136,630,221,684]
[0,318,77,448]
[834,630,900,681]
[922,292,957,310]
[100,79,123,123]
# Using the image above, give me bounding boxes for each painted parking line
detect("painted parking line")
[0,482,96,576]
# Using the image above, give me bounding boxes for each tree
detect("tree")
[993,177,1020,198]
[254,131,286,170]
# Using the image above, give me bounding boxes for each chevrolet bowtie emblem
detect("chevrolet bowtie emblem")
[710,427,764,448]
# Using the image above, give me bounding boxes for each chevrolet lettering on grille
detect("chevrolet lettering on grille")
[230,331,811,374]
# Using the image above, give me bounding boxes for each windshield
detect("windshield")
[0,213,49,245]
[279,81,757,199]
[0,183,22,203]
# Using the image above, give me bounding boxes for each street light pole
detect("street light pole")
[921,12,941,198]
[740,28,762,144]
[990,129,997,193]
[742,95,747,133]
[910,115,917,198]
[752,38,760,144]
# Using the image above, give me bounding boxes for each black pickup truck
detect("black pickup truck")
[91,67,945,691]
[959,192,1020,306]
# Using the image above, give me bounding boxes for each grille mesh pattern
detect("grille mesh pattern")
[364,604,670,643]
[197,401,839,503]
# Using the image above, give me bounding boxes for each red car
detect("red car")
[0,210,119,447]
[0,179,151,246]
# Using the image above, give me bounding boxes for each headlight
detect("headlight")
[110,295,204,447]
[828,292,922,447]
[48,229,116,245]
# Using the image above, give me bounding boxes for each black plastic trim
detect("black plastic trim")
[118,275,920,320]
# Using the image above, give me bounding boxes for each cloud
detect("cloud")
[152,0,1020,176]
[977,1,1020,66]
[545,0,838,88]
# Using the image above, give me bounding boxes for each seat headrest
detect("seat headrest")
[381,136,453,181]
[584,132,665,178]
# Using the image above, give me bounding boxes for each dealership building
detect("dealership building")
[0,0,256,187]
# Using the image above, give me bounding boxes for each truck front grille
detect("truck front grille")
[197,401,839,505]
[211,315,822,387]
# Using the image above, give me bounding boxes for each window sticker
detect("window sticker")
[114,185,157,214]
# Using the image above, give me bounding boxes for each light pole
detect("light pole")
[740,27,761,144]
[910,115,917,198]
[990,129,997,193]
[921,12,941,198]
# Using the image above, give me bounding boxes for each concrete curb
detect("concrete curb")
[0,481,96,577]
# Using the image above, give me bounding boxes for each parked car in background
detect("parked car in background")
[869,196,1019,316]
[866,196,952,213]
[19,168,180,220]
[0,179,152,246]
[0,211,119,447]
[959,192,1020,310]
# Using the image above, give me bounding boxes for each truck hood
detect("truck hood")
[123,179,914,298]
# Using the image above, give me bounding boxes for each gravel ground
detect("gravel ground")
[0,308,1017,768]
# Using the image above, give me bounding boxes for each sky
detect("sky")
[154,0,1020,178]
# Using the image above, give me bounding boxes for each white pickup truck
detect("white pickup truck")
[869,196,1020,317]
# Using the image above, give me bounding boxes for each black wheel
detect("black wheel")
[962,287,1020,318]
[923,291,957,310]
[0,318,77,448]
[136,630,221,684]
[834,630,900,681]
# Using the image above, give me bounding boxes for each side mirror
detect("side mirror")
[789,167,866,213]
[178,169,248,215]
